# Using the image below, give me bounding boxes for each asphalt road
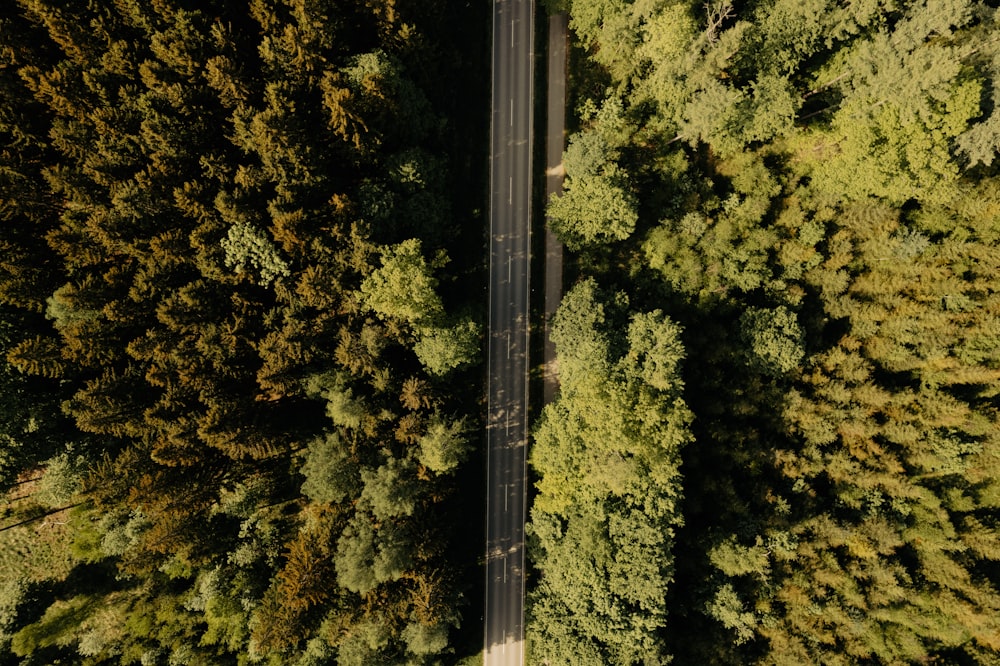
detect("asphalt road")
[484,0,533,663]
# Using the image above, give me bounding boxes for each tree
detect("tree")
[300,432,359,505]
[336,618,391,666]
[304,371,368,431]
[221,221,291,286]
[801,8,982,205]
[528,279,692,664]
[335,511,412,595]
[540,0,1000,663]
[360,457,421,521]
[360,239,444,328]
[413,319,479,376]
[738,306,804,377]
[416,413,468,474]
[623,310,686,391]
[401,621,449,657]
[35,449,86,508]
[547,163,638,251]
[0,0,476,661]
[0,578,28,657]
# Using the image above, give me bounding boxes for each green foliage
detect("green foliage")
[401,621,449,657]
[416,413,469,474]
[547,163,638,251]
[99,510,152,558]
[336,617,392,666]
[413,319,480,376]
[361,239,445,328]
[304,372,368,430]
[0,578,27,655]
[221,222,291,286]
[360,457,420,521]
[360,240,479,376]
[528,279,691,664]
[34,449,86,508]
[548,0,1000,663]
[299,432,359,505]
[11,594,98,656]
[680,74,799,157]
[0,0,481,659]
[623,310,685,391]
[738,306,804,377]
[335,512,412,596]
[705,583,757,645]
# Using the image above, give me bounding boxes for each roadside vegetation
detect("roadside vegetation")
[0,0,488,663]
[529,0,1000,663]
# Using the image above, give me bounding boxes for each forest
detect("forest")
[528,0,1000,663]
[4,0,1000,664]
[0,0,488,664]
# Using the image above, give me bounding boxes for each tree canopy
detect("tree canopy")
[533,0,1000,663]
[0,0,487,662]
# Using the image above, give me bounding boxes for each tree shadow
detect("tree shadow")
[624,280,803,664]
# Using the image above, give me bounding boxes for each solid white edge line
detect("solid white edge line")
[484,0,497,661]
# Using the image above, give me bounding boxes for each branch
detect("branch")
[803,72,850,99]
[704,0,734,44]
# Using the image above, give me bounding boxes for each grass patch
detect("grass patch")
[0,477,78,588]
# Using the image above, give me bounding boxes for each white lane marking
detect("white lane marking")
[510,98,513,125]
[504,484,508,512]
[508,176,512,204]
[511,20,514,48]
[505,413,509,435]
[507,331,511,359]
[508,255,511,282]
[503,555,507,582]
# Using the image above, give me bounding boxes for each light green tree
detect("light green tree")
[401,621,449,657]
[413,319,479,376]
[547,163,638,251]
[220,222,290,286]
[35,449,86,508]
[360,239,444,328]
[416,413,468,474]
[304,372,367,430]
[360,457,420,521]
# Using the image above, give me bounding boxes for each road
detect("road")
[484,0,533,663]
